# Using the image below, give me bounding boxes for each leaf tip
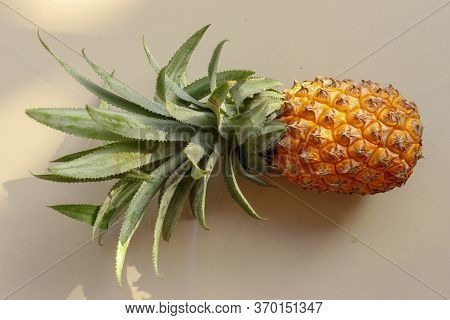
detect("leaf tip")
[200,222,210,230]
[152,259,162,279]
[37,29,49,50]
[115,240,128,287]
[25,108,37,119]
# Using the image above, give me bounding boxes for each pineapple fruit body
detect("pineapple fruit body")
[273,78,423,195]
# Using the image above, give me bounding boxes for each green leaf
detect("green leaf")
[32,169,152,184]
[240,122,286,173]
[184,131,213,179]
[166,79,208,109]
[180,73,188,88]
[249,122,287,152]
[86,106,195,142]
[208,40,228,91]
[122,169,154,181]
[156,65,207,109]
[241,145,268,173]
[165,25,210,85]
[162,176,195,242]
[155,66,167,101]
[152,163,190,276]
[38,32,151,116]
[165,100,216,127]
[142,35,161,73]
[144,45,205,108]
[97,70,115,110]
[189,142,220,229]
[234,153,274,187]
[259,90,283,100]
[243,93,283,113]
[207,81,236,119]
[32,173,118,183]
[48,204,107,228]
[223,147,266,220]
[26,108,123,141]
[227,99,283,144]
[48,142,159,179]
[248,97,283,115]
[184,70,254,100]
[51,145,106,163]
[222,103,239,117]
[82,50,170,117]
[236,167,274,187]
[230,78,283,109]
[93,180,142,242]
[116,153,186,285]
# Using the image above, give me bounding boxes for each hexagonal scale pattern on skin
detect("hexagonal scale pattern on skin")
[273,77,423,195]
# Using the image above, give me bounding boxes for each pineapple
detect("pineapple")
[274,78,423,194]
[26,25,423,283]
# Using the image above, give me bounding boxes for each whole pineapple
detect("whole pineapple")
[274,78,423,194]
[26,25,423,283]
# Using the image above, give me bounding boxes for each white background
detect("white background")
[0,0,449,299]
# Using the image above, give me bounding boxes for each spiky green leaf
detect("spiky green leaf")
[165,100,215,127]
[26,108,123,141]
[240,121,286,173]
[82,50,170,117]
[248,97,283,115]
[227,100,284,144]
[144,47,205,107]
[93,180,142,242]
[97,70,115,110]
[245,121,287,152]
[241,149,265,173]
[142,36,161,73]
[48,142,158,179]
[155,66,167,101]
[184,70,255,100]
[116,153,186,285]
[48,204,107,228]
[243,93,283,113]
[223,147,265,220]
[165,25,210,85]
[51,145,106,163]
[207,81,236,118]
[230,78,282,109]
[86,106,195,142]
[184,131,214,179]
[235,154,274,187]
[167,79,208,109]
[236,167,274,187]
[152,163,189,276]
[162,176,195,241]
[38,32,152,116]
[189,142,220,229]
[208,40,228,91]
[123,169,154,181]
[32,173,117,183]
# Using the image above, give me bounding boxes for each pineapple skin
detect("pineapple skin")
[272,77,423,195]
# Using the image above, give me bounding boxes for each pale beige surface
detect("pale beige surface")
[0,0,449,299]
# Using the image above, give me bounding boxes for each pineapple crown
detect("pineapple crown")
[26,25,287,284]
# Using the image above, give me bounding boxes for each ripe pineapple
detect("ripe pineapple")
[274,78,423,194]
[26,25,423,283]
